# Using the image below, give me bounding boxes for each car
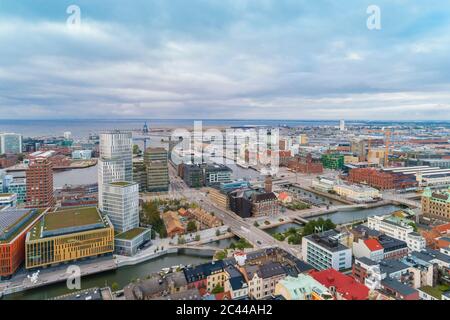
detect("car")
[257,241,262,245]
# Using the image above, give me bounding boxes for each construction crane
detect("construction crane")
[365,128,400,167]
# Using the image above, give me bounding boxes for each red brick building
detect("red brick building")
[288,153,323,174]
[26,158,55,208]
[348,168,417,190]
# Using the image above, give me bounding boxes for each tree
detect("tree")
[211,284,224,294]
[187,220,197,232]
[195,234,201,241]
[133,144,141,155]
[178,236,186,245]
[111,282,120,292]
[215,229,221,237]
[253,221,260,227]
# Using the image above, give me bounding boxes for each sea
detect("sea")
[0,119,448,139]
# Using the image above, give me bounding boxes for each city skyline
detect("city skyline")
[1,1,450,121]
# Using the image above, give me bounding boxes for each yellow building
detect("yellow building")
[25,207,114,269]
[208,188,229,209]
[344,155,359,164]
[367,148,386,166]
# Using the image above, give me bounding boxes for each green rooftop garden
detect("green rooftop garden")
[44,207,103,231]
[420,285,450,300]
[110,181,133,187]
[115,227,148,240]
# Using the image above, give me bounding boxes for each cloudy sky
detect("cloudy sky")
[1,0,450,120]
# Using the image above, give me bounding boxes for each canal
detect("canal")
[306,204,403,225]
[3,237,238,300]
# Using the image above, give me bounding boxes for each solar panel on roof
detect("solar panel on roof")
[0,209,31,234]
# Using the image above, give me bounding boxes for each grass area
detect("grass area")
[44,207,103,231]
[109,181,133,187]
[420,285,450,300]
[282,201,311,211]
[229,238,253,250]
[115,227,148,240]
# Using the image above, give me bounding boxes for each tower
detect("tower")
[264,175,273,193]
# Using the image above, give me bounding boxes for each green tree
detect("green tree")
[111,282,120,292]
[215,229,221,237]
[254,221,260,227]
[195,234,201,241]
[187,220,197,232]
[211,284,224,294]
[133,144,141,155]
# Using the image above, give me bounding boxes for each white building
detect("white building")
[0,193,17,208]
[102,181,139,233]
[339,120,345,131]
[352,238,384,262]
[0,133,22,155]
[98,131,133,210]
[64,131,72,140]
[72,150,92,160]
[333,184,381,203]
[302,230,352,271]
[367,215,426,251]
[312,176,337,193]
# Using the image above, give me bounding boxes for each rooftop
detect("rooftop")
[115,227,149,240]
[109,181,134,187]
[28,207,107,240]
[310,269,369,300]
[381,277,417,297]
[0,209,41,243]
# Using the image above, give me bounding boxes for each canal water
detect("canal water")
[4,253,211,300]
[3,237,238,300]
[264,223,302,234]
[307,204,403,225]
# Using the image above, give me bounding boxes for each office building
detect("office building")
[0,193,17,208]
[72,150,92,160]
[102,181,139,233]
[288,154,323,174]
[144,147,169,192]
[26,157,55,208]
[0,208,43,278]
[115,227,151,256]
[98,131,133,210]
[321,154,345,170]
[204,164,232,187]
[302,230,352,271]
[132,160,147,192]
[5,176,26,204]
[25,207,114,269]
[0,133,22,155]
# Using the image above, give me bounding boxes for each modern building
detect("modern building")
[204,164,232,187]
[144,147,169,192]
[26,157,55,208]
[0,133,22,155]
[102,181,139,233]
[98,131,133,211]
[72,150,92,160]
[0,193,18,208]
[422,187,450,222]
[5,176,26,204]
[25,207,114,269]
[114,227,151,256]
[181,164,204,188]
[0,208,44,278]
[321,154,345,170]
[302,230,352,271]
[132,159,147,192]
[353,238,385,262]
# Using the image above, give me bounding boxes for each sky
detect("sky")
[1,0,450,120]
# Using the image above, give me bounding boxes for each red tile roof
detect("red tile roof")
[364,238,383,252]
[311,269,369,300]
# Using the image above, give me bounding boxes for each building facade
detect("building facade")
[0,133,22,155]
[144,147,169,192]
[25,207,114,269]
[26,157,55,208]
[102,182,139,233]
[98,131,133,211]
[422,187,450,222]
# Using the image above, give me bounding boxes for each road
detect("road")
[160,164,302,257]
